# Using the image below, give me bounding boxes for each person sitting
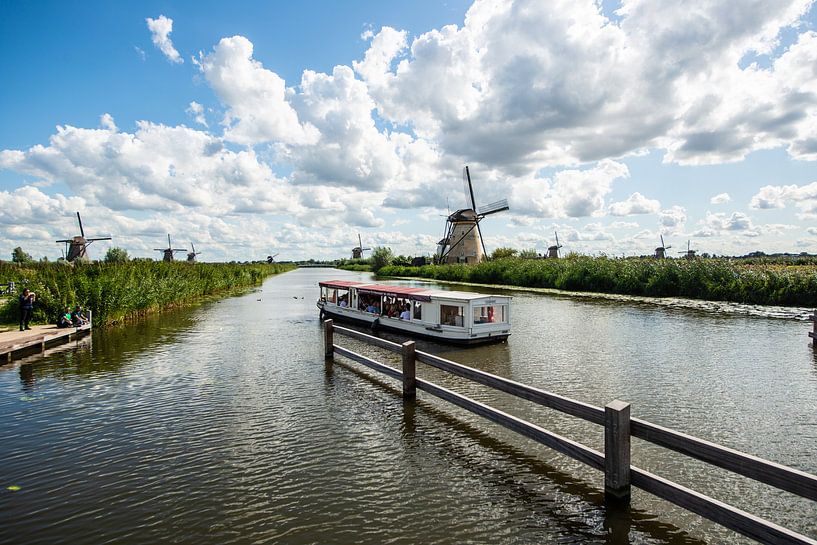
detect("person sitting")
[339,298,348,308]
[71,305,89,326]
[399,304,411,321]
[56,308,73,328]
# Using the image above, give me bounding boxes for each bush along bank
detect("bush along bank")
[0,261,296,327]
[377,256,817,307]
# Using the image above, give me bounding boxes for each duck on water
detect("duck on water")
[317,280,511,345]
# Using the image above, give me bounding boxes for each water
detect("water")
[0,268,815,544]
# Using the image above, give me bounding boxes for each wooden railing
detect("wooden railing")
[323,319,817,545]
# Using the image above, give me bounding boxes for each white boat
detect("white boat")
[317,280,511,345]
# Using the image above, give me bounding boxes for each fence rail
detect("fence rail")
[323,320,817,545]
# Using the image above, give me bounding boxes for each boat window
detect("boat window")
[337,289,349,308]
[440,304,464,327]
[473,304,507,324]
[358,293,382,314]
[413,301,422,320]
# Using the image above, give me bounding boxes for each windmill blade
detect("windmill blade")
[555,231,560,248]
[475,219,488,259]
[76,212,85,238]
[665,245,672,250]
[55,239,73,243]
[477,199,509,216]
[168,234,172,248]
[191,242,196,254]
[358,233,362,249]
[463,166,477,211]
[660,234,665,248]
[87,236,112,242]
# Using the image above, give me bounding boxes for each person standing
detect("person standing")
[19,288,34,331]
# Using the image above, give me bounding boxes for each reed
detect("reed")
[0,261,295,326]
[378,256,817,307]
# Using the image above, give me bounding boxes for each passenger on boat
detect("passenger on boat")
[399,304,411,320]
[339,295,348,308]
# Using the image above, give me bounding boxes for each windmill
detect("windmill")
[546,231,563,258]
[654,235,672,259]
[351,234,371,259]
[679,240,697,259]
[436,166,509,264]
[55,212,112,262]
[154,234,187,262]
[267,253,279,264]
[187,242,201,262]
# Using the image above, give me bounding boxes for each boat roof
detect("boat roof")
[319,280,511,302]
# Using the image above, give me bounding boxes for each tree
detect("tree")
[371,246,394,272]
[490,247,518,260]
[519,248,539,259]
[104,247,130,263]
[12,246,33,264]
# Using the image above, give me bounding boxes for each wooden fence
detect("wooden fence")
[323,319,817,545]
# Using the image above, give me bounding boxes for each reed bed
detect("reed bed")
[378,256,817,307]
[0,261,295,326]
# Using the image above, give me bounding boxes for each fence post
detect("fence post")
[605,400,631,501]
[324,319,334,360]
[401,341,416,399]
[811,310,816,349]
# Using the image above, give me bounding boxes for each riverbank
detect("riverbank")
[378,256,817,308]
[0,261,296,327]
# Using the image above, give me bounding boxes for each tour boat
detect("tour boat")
[317,280,511,345]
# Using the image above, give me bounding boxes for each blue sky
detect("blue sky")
[1,0,816,261]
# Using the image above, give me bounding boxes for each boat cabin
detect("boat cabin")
[317,280,511,344]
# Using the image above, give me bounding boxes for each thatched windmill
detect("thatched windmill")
[154,234,187,262]
[351,234,371,259]
[55,212,112,262]
[436,166,509,265]
[546,231,563,258]
[654,235,672,258]
[187,242,201,262]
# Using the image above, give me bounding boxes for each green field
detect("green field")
[0,261,295,327]
[378,256,817,307]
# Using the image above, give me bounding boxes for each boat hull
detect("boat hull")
[318,303,509,346]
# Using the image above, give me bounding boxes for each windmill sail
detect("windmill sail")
[462,166,477,211]
[478,199,509,216]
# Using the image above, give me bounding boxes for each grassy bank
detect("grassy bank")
[0,261,295,327]
[378,256,817,307]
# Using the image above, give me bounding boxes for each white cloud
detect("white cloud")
[710,192,731,204]
[353,0,817,171]
[185,101,207,127]
[509,160,630,219]
[196,36,318,146]
[659,206,687,231]
[0,118,297,215]
[146,15,183,64]
[749,182,817,217]
[609,192,660,216]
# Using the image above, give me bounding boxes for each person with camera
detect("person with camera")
[19,288,35,331]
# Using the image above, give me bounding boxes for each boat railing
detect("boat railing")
[322,319,817,545]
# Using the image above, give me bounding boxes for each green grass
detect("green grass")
[378,256,817,307]
[0,261,295,327]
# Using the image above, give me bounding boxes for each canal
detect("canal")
[1,267,815,544]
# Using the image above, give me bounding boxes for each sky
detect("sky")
[1,0,817,262]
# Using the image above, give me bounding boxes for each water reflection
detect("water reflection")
[332,356,707,544]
